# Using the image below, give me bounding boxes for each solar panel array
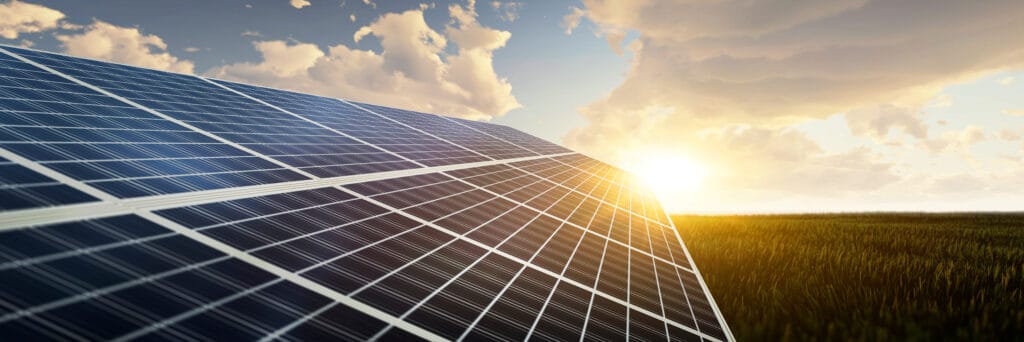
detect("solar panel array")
[0,45,733,342]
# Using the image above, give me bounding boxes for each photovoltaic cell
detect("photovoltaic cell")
[0,45,732,342]
[211,80,492,167]
[0,48,307,197]
[0,215,419,340]
[7,46,419,178]
[355,101,539,160]
[446,116,573,155]
[0,156,96,210]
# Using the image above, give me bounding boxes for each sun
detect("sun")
[625,152,708,195]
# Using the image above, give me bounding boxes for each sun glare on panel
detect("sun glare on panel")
[626,153,708,197]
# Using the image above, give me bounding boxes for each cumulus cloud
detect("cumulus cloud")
[561,6,584,35]
[921,126,987,154]
[997,128,1021,141]
[289,0,311,9]
[0,0,66,39]
[208,2,519,119]
[491,1,522,22]
[845,105,928,141]
[56,21,194,74]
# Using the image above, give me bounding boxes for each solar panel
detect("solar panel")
[0,45,733,342]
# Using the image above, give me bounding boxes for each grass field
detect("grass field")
[673,213,1024,341]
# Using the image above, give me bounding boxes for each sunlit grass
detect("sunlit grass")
[674,213,1024,341]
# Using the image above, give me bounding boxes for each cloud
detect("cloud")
[363,0,376,9]
[699,127,900,195]
[289,0,311,9]
[845,105,928,141]
[564,0,1024,207]
[56,20,194,74]
[561,6,585,35]
[998,76,1015,85]
[241,30,262,37]
[208,2,519,119]
[0,0,66,39]
[997,128,1021,141]
[491,1,522,22]
[569,0,1024,147]
[349,14,356,22]
[921,126,987,153]
[929,93,953,108]
[183,46,200,53]
[1004,109,1024,116]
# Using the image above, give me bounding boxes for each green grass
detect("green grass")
[673,213,1024,341]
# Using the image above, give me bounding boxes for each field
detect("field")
[674,213,1024,341]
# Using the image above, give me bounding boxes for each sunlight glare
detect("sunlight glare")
[627,153,708,196]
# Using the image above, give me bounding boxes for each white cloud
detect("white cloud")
[998,76,1015,85]
[570,0,1024,140]
[289,0,311,9]
[241,30,262,37]
[921,126,987,153]
[491,1,522,22]
[0,0,66,39]
[57,21,194,74]
[561,6,584,35]
[997,128,1021,141]
[363,0,376,9]
[349,14,356,22]
[208,3,519,120]
[929,93,953,108]
[183,46,200,53]
[845,105,928,141]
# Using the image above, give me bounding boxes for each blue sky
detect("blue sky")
[3,0,1024,213]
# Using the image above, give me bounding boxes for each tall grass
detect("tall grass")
[674,213,1024,341]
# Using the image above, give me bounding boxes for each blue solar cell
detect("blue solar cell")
[355,102,538,160]
[0,214,415,340]
[211,80,493,166]
[447,116,573,155]
[0,156,96,210]
[0,48,307,197]
[5,46,420,178]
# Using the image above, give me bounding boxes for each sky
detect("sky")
[2,0,1024,213]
